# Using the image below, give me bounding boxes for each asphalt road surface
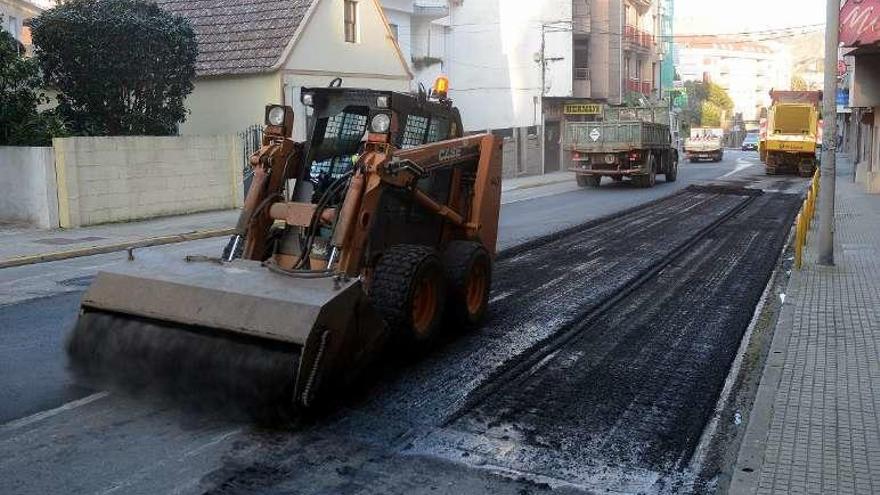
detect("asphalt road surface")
[0,150,805,494]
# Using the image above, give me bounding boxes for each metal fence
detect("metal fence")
[238,124,263,195]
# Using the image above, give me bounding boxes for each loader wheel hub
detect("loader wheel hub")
[466,262,488,315]
[412,277,438,336]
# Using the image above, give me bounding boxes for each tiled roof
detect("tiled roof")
[156,0,313,77]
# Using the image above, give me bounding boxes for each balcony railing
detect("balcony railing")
[413,0,449,19]
[573,67,591,98]
[626,79,653,96]
[624,25,655,50]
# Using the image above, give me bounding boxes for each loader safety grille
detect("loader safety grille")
[401,114,430,148]
[310,111,368,180]
[324,112,368,149]
[311,156,356,180]
[427,118,448,143]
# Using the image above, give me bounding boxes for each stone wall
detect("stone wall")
[53,136,243,228]
[0,146,58,229]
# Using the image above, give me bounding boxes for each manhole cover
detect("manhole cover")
[34,236,107,246]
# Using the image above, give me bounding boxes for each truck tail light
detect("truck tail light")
[629,151,640,162]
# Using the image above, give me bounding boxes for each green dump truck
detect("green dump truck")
[565,106,679,188]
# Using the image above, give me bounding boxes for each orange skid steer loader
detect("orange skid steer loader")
[67,81,503,411]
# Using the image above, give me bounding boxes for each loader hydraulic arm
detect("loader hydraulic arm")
[233,135,302,261]
[333,134,502,277]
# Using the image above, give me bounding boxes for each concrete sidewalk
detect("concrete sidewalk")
[731,157,880,494]
[0,172,574,268]
[0,210,238,269]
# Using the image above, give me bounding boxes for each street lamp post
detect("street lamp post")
[817,0,840,266]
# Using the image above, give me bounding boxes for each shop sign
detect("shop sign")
[564,103,603,115]
[841,0,880,47]
[837,88,851,107]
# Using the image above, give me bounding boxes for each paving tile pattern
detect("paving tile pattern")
[756,176,880,494]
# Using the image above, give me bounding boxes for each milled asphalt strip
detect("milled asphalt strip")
[0,228,236,270]
[0,391,110,433]
[687,225,793,472]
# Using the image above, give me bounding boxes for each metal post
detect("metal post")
[817,0,840,266]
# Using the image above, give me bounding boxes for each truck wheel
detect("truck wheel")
[586,176,601,187]
[443,241,492,328]
[638,156,657,188]
[371,245,447,347]
[576,175,589,188]
[666,162,678,182]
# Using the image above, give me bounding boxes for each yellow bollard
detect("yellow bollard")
[795,212,804,269]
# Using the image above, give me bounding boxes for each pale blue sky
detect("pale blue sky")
[675,0,827,35]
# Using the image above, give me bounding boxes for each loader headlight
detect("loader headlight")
[371,113,391,134]
[301,92,314,107]
[376,95,390,108]
[267,106,286,126]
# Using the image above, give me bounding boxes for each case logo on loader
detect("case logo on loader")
[439,147,463,162]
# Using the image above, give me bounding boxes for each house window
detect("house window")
[8,16,18,40]
[389,23,399,41]
[344,0,358,43]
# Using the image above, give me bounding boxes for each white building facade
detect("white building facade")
[676,38,792,123]
[0,0,46,53]
[382,0,663,176]
[380,0,449,91]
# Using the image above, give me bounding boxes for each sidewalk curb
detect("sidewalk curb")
[0,228,236,270]
[502,174,574,193]
[727,266,799,494]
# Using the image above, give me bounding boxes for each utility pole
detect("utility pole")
[818,0,840,266]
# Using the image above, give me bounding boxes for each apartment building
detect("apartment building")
[676,37,792,122]
[379,0,449,90]
[381,0,664,176]
[842,0,880,193]
[542,0,663,172]
[1,0,45,54]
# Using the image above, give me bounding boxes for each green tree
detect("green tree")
[0,19,62,145]
[791,74,808,91]
[700,101,723,127]
[31,0,198,136]
[680,80,734,128]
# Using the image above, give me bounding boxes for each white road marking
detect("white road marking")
[97,427,243,495]
[0,391,110,432]
[721,158,758,179]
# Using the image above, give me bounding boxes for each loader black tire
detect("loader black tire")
[443,241,492,328]
[371,245,447,348]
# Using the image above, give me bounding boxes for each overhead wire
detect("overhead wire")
[390,23,823,73]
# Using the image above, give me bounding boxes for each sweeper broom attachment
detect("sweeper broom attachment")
[67,82,502,413]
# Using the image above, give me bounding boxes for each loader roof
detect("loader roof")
[156,0,313,77]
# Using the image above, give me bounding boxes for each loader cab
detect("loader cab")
[299,87,464,182]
